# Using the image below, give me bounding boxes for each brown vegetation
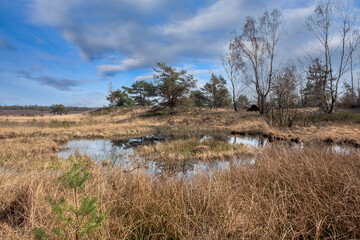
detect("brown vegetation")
[136,138,252,162]
[1,107,360,145]
[0,146,360,239]
[1,107,360,239]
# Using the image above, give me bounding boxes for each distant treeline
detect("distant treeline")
[0,105,95,112]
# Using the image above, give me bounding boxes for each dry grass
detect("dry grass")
[2,107,360,144]
[136,138,253,162]
[0,137,95,171]
[0,147,360,239]
[1,107,360,239]
[0,109,156,139]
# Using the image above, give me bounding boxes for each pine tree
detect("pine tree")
[303,59,334,111]
[106,89,134,107]
[122,80,156,106]
[153,62,196,110]
[202,74,232,108]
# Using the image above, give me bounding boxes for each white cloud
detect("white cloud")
[98,57,148,74]
[135,74,153,81]
[27,0,355,76]
[163,0,242,36]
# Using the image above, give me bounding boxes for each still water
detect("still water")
[57,133,354,177]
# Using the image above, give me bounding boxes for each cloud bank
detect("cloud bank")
[28,0,319,76]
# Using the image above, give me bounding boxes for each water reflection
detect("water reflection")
[111,134,166,149]
[58,134,259,176]
[228,135,269,147]
[57,133,357,177]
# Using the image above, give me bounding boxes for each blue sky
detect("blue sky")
[0,0,358,107]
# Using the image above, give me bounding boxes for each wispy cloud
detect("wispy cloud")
[30,64,45,71]
[0,38,16,51]
[18,70,82,91]
[33,36,45,44]
[134,74,154,82]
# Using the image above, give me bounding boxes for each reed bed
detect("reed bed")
[0,146,360,239]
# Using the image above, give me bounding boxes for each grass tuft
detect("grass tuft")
[136,138,253,162]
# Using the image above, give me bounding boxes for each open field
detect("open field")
[1,107,360,145]
[1,107,360,239]
[0,110,88,117]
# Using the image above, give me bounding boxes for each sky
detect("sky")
[0,0,359,107]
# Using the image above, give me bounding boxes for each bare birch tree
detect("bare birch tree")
[348,29,360,103]
[230,9,284,114]
[221,46,243,111]
[305,0,360,113]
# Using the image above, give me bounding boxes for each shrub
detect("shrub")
[49,120,71,128]
[31,118,37,127]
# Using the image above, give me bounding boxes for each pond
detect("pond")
[57,133,355,177]
[57,134,165,164]
[57,134,263,176]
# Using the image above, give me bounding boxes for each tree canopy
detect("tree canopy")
[153,62,196,109]
[50,104,68,115]
[190,90,207,107]
[122,80,156,106]
[106,89,134,107]
[202,74,231,108]
[303,59,333,110]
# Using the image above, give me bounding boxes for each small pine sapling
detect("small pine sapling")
[33,163,107,240]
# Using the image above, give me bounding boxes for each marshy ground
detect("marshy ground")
[1,107,360,239]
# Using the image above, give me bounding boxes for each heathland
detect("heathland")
[1,107,360,239]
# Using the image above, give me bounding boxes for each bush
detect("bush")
[265,108,297,128]
[295,111,360,126]
[49,120,71,128]
[31,118,37,127]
